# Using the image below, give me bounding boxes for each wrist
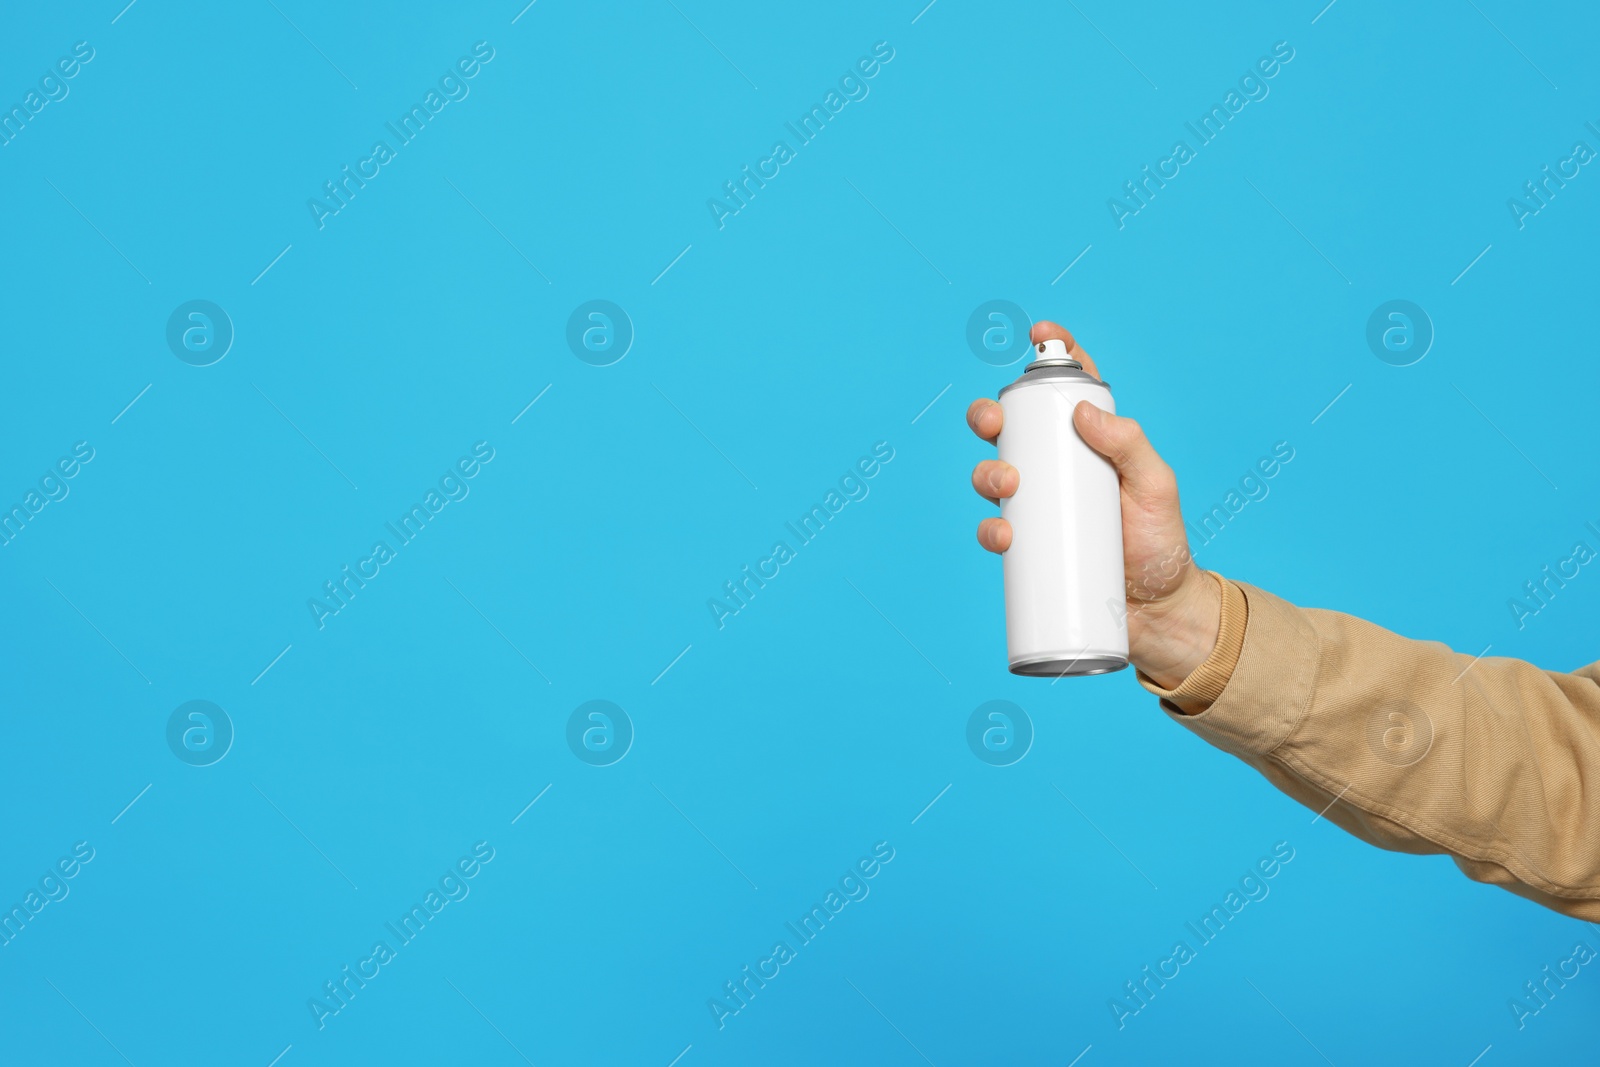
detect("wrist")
[1128,566,1222,689]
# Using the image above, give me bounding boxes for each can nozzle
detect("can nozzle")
[1029,338,1082,369]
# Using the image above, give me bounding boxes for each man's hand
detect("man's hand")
[968,320,1221,689]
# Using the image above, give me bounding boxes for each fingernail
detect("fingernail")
[988,468,1007,493]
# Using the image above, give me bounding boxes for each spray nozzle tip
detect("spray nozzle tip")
[1030,338,1081,368]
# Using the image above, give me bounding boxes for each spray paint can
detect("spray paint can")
[996,338,1128,677]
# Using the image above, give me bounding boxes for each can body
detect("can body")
[997,368,1128,676]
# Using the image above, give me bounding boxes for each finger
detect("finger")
[977,517,1013,554]
[971,460,1018,504]
[1072,402,1177,504]
[1030,319,1102,381]
[966,397,1003,443]
[1029,319,1075,349]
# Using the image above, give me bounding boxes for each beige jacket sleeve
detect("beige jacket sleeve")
[1137,570,1600,920]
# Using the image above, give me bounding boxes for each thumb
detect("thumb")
[1072,401,1175,503]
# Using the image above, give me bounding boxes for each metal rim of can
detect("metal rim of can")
[998,366,1112,400]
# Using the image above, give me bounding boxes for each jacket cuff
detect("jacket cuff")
[1155,577,1321,758]
[1135,571,1247,715]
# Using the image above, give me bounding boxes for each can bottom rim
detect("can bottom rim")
[1008,654,1129,678]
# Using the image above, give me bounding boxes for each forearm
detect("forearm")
[1130,568,1243,708]
[1138,574,1600,920]
[1127,566,1230,693]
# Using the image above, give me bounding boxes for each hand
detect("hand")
[967,320,1221,690]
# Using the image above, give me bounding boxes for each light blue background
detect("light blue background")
[2,0,1597,1063]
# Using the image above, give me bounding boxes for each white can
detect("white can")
[996,338,1128,677]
